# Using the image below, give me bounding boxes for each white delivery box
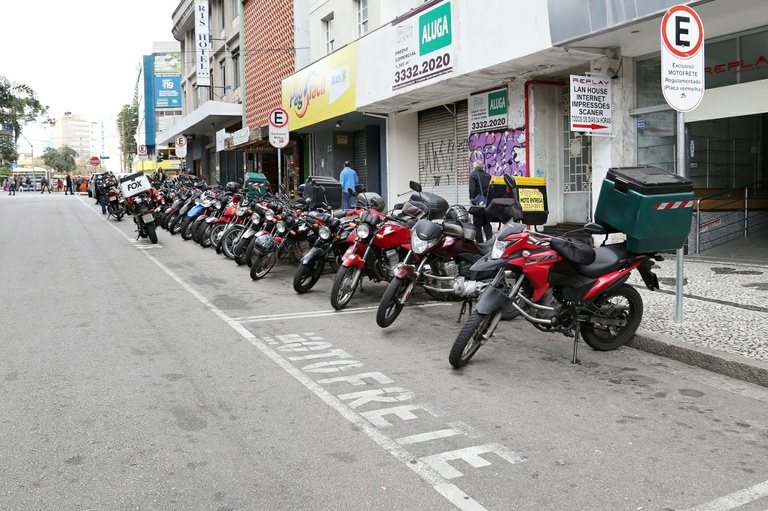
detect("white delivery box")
[119,172,152,198]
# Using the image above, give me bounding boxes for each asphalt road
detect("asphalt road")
[2,192,768,511]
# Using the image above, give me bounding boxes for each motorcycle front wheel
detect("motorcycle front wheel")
[330,265,361,310]
[376,277,410,328]
[180,216,195,240]
[580,284,643,351]
[170,213,186,235]
[206,223,225,249]
[448,309,502,368]
[250,251,278,280]
[222,225,245,260]
[293,255,326,294]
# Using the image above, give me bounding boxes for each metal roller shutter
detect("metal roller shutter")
[417,100,469,206]
[353,130,367,190]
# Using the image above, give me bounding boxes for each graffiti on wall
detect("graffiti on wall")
[468,129,526,177]
[419,136,470,186]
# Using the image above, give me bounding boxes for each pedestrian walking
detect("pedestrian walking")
[469,160,493,243]
[56,178,63,192]
[40,176,51,194]
[339,160,359,209]
[65,173,74,195]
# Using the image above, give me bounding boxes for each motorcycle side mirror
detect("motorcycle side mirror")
[409,181,422,193]
[347,187,356,197]
[354,183,364,194]
[583,222,606,235]
[237,177,244,185]
[393,202,404,210]
[503,173,516,190]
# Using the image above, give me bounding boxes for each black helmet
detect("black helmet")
[225,181,241,193]
[445,204,470,223]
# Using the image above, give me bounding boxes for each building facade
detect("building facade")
[281,0,767,237]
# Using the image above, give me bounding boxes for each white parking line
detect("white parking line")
[686,479,768,510]
[232,301,451,323]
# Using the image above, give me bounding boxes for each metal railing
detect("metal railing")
[694,179,768,254]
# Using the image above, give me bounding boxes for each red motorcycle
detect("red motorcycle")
[448,176,661,368]
[329,185,434,310]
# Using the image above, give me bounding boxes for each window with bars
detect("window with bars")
[357,0,368,36]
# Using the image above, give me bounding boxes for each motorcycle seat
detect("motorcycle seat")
[573,243,629,278]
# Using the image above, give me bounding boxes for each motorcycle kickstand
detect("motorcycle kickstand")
[570,307,581,365]
[458,298,473,323]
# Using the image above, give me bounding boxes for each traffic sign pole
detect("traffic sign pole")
[660,4,704,325]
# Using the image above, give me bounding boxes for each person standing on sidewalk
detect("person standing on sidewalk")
[339,161,359,209]
[8,176,16,195]
[40,176,51,194]
[64,173,74,195]
[469,160,493,243]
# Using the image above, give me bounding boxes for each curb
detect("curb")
[628,328,768,388]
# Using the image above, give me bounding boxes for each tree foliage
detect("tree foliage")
[117,98,138,173]
[42,146,78,172]
[0,75,52,170]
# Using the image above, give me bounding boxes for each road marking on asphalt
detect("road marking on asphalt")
[232,301,451,323]
[111,229,505,511]
[686,479,768,510]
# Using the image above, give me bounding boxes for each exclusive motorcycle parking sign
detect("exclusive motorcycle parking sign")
[661,4,705,112]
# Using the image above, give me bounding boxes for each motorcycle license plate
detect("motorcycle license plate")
[109,197,117,201]
[142,213,155,222]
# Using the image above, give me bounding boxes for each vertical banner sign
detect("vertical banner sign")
[392,1,454,91]
[195,0,211,87]
[154,52,182,109]
[469,88,508,133]
[569,75,612,134]
[661,5,704,112]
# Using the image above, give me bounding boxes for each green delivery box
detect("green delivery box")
[245,172,269,200]
[594,167,694,253]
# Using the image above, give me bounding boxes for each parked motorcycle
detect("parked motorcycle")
[292,210,357,293]
[329,184,434,310]
[106,185,126,221]
[121,173,159,244]
[248,207,315,280]
[179,189,219,241]
[375,202,494,327]
[447,176,661,368]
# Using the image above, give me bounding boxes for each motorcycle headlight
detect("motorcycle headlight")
[356,223,372,240]
[251,213,261,225]
[491,238,518,259]
[411,230,439,255]
[195,198,201,205]
[318,225,332,240]
[265,209,275,221]
[215,200,222,209]
[276,220,287,234]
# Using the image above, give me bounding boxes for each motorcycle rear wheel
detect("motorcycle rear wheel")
[250,252,278,280]
[164,211,179,230]
[145,222,158,244]
[293,257,325,294]
[448,309,502,368]
[330,265,361,310]
[376,277,409,328]
[195,220,210,246]
[580,284,643,351]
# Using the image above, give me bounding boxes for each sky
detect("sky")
[3,0,180,170]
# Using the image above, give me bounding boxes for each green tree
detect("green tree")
[117,99,138,173]
[42,146,78,173]
[0,75,52,169]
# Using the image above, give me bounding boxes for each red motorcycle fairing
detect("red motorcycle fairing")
[374,222,411,248]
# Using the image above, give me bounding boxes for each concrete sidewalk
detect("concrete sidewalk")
[626,234,768,387]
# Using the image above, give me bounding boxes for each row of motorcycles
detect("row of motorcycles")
[118,172,662,369]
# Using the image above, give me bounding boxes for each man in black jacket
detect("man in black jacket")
[469,160,493,243]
